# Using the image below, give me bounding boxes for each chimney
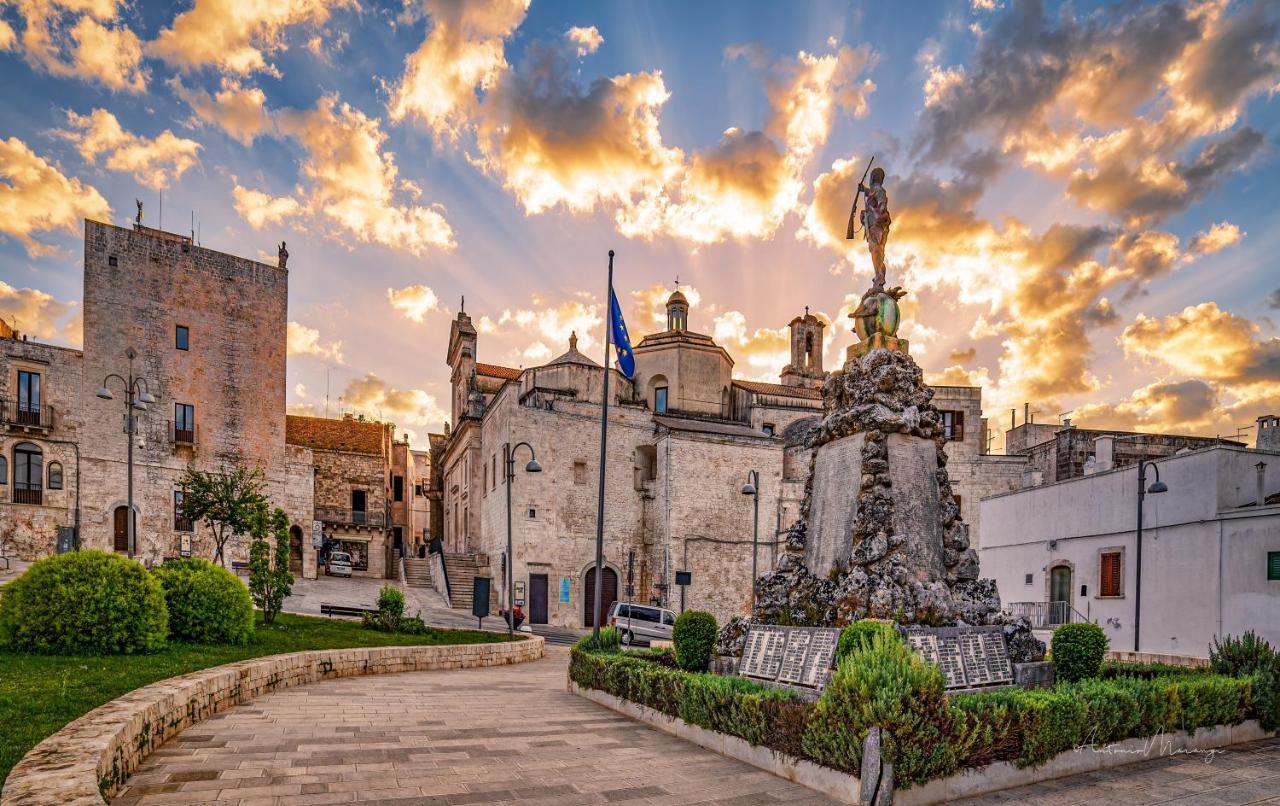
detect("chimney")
[1024,403,1030,426]
[1258,461,1268,508]
[1093,436,1115,472]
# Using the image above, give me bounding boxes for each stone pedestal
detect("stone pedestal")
[806,433,865,577]
[847,333,909,360]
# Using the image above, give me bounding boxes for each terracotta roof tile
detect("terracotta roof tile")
[734,380,823,400]
[286,415,385,455]
[476,362,521,380]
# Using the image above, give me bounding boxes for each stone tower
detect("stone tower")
[1258,415,1280,452]
[446,310,477,424]
[781,308,825,388]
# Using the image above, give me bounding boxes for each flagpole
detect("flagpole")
[592,250,614,645]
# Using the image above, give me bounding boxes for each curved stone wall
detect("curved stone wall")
[1,638,543,805]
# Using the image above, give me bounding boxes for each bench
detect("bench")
[230,561,249,572]
[320,603,379,619]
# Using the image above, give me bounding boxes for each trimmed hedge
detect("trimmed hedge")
[570,644,1265,789]
[673,610,717,672]
[0,550,168,655]
[152,558,254,645]
[1051,622,1107,682]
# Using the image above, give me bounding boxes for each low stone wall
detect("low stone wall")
[570,680,1272,805]
[2,637,544,806]
[1105,649,1208,668]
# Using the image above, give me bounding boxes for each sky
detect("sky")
[1,0,1278,449]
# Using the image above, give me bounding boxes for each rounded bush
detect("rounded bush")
[0,549,168,655]
[152,558,254,644]
[836,619,900,663]
[377,585,406,622]
[673,610,718,672]
[1051,622,1108,682]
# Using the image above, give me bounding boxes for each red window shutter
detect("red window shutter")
[1100,552,1121,596]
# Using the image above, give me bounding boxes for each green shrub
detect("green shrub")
[152,558,254,644]
[1210,631,1275,677]
[836,620,900,664]
[1051,623,1108,682]
[573,626,622,654]
[0,550,168,655]
[673,610,718,672]
[247,507,294,624]
[1250,658,1280,731]
[1100,660,1204,679]
[361,584,407,632]
[803,632,957,788]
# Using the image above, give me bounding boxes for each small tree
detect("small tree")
[248,506,294,624]
[180,466,267,566]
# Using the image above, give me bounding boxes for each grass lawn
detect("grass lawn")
[0,612,514,784]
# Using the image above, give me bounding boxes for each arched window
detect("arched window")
[47,461,63,490]
[13,442,42,504]
[0,454,7,484]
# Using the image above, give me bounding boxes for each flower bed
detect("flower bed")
[569,638,1275,793]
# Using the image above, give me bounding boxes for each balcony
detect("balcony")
[13,485,43,505]
[2,400,53,431]
[168,420,198,449]
[316,507,385,528]
[1008,601,1088,630]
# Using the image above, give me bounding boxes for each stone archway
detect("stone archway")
[582,564,619,628]
[289,525,304,573]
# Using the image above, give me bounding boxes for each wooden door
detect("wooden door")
[289,526,303,573]
[583,566,618,628]
[113,506,131,553]
[529,574,549,624]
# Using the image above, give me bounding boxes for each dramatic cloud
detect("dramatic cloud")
[387,0,530,141]
[5,0,147,91]
[1188,221,1244,255]
[340,372,448,433]
[629,283,703,331]
[711,310,792,381]
[287,320,345,364]
[387,284,441,322]
[171,77,272,145]
[1121,303,1280,386]
[235,95,455,253]
[0,136,112,256]
[0,279,81,345]
[151,0,357,76]
[57,109,201,189]
[1073,379,1220,432]
[491,293,603,364]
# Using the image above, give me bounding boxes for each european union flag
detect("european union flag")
[610,287,635,379]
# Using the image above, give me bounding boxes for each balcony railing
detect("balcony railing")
[1008,601,1088,629]
[2,400,53,430]
[316,506,385,528]
[13,485,43,505]
[168,420,198,447]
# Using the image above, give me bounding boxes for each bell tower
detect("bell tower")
[780,307,825,388]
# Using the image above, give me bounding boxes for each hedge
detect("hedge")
[1051,623,1108,682]
[152,558,254,644]
[570,645,1267,789]
[673,610,717,672]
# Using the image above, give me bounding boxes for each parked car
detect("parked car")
[608,601,677,646]
[325,551,353,577]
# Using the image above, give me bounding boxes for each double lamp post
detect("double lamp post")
[96,347,155,559]
[503,441,541,637]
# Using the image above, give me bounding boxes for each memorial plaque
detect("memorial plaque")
[906,625,1013,690]
[777,630,812,685]
[801,628,839,688]
[740,628,768,678]
[980,632,1014,683]
[907,632,939,666]
[935,635,966,688]
[960,632,992,686]
[758,629,787,680]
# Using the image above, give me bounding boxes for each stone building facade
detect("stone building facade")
[1007,421,1237,486]
[439,292,1016,628]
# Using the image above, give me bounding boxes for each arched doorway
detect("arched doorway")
[289,525,304,573]
[112,506,135,553]
[1049,564,1072,626]
[583,565,618,628]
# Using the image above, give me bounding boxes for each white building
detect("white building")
[979,443,1280,657]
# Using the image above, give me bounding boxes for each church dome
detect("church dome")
[666,289,688,307]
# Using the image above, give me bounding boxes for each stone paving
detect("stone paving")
[113,649,835,806]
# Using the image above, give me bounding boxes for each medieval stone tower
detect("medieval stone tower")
[780,309,825,388]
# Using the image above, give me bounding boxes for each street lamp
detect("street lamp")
[1134,459,1168,653]
[741,469,760,616]
[96,347,154,559]
[504,441,540,637]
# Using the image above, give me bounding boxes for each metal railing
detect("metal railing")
[2,400,53,429]
[316,506,385,527]
[13,485,43,505]
[168,420,197,447]
[1008,601,1088,629]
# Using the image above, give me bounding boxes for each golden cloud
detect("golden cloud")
[171,77,271,145]
[150,0,356,76]
[628,283,703,332]
[1188,221,1244,255]
[58,108,201,189]
[387,284,441,323]
[1072,379,1219,433]
[6,0,147,91]
[1121,302,1280,385]
[0,136,112,256]
[341,372,448,432]
[711,310,791,381]
[0,279,81,345]
[387,0,530,141]
[232,185,302,229]
[287,320,344,364]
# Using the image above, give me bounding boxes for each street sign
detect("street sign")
[473,576,491,629]
[675,570,691,611]
[311,520,323,549]
[559,576,571,603]
[180,533,192,558]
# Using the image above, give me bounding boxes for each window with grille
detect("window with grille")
[940,410,965,441]
[174,403,195,444]
[1099,550,1123,597]
[174,490,193,532]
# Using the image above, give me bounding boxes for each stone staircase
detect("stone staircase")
[443,553,484,611]
[403,556,433,588]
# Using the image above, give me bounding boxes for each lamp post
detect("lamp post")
[1134,459,1168,653]
[741,469,760,616]
[96,348,156,559]
[504,441,541,637]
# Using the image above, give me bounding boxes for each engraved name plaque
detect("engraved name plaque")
[904,625,1013,690]
[739,625,841,691]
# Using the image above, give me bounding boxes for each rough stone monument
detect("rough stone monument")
[719,166,1043,663]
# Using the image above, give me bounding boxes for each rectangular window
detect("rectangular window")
[655,386,669,413]
[492,454,497,489]
[1024,573,1034,585]
[175,325,189,350]
[393,475,404,502]
[573,461,587,485]
[940,410,965,441]
[174,403,195,443]
[1099,550,1123,597]
[953,494,962,511]
[16,370,41,425]
[762,423,775,436]
[108,255,118,267]
[415,482,423,497]
[1268,551,1280,581]
[174,490,193,532]
[352,489,367,524]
